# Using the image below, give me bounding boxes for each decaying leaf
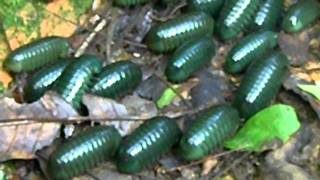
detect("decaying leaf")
[157,85,180,109]
[284,74,320,119]
[298,84,320,101]
[82,94,158,135]
[201,157,218,176]
[0,92,78,161]
[225,104,301,152]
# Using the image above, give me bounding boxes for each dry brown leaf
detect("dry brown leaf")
[0,93,78,161]
[201,157,218,176]
[82,94,158,136]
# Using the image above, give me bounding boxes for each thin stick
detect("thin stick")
[212,152,251,180]
[160,150,239,173]
[75,18,108,57]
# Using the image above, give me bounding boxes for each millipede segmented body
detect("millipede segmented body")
[113,0,150,6]
[165,36,215,82]
[282,0,320,33]
[224,31,278,74]
[116,117,181,173]
[216,0,262,40]
[91,61,142,98]
[24,60,71,103]
[178,105,240,161]
[47,126,121,180]
[233,51,289,118]
[3,36,70,73]
[146,11,214,53]
[53,55,102,111]
[250,0,283,31]
[187,0,224,17]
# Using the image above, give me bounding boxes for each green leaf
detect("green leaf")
[224,104,301,152]
[298,84,320,101]
[156,85,180,109]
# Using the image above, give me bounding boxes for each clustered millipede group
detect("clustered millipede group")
[2,0,320,179]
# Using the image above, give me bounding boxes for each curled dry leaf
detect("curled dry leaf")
[82,94,158,136]
[201,157,218,176]
[0,92,78,162]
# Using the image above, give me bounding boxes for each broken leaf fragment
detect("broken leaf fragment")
[156,85,180,109]
[224,104,301,152]
[298,84,320,101]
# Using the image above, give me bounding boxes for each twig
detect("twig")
[123,39,148,49]
[105,9,120,64]
[85,171,101,180]
[212,152,251,180]
[151,2,187,22]
[159,150,239,173]
[75,18,108,57]
[0,105,213,126]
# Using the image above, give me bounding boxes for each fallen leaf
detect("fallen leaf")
[298,84,320,101]
[157,85,180,109]
[82,94,158,135]
[283,74,320,119]
[0,93,78,161]
[225,104,301,152]
[201,157,218,176]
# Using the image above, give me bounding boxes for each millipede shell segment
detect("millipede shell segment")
[250,0,284,31]
[116,116,181,173]
[146,11,214,53]
[3,36,70,73]
[178,105,240,161]
[216,0,262,40]
[282,0,320,33]
[224,31,278,74]
[53,55,102,111]
[113,0,150,6]
[187,0,224,17]
[24,59,71,103]
[91,61,142,98]
[233,51,289,119]
[165,36,215,83]
[47,126,121,180]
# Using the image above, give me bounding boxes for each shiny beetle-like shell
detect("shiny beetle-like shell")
[216,0,262,40]
[178,105,240,161]
[187,0,224,17]
[24,59,71,103]
[250,0,283,31]
[146,11,214,53]
[91,61,142,98]
[53,55,102,110]
[233,51,289,118]
[47,126,121,180]
[282,0,320,33]
[224,31,278,74]
[116,117,181,173]
[3,36,70,73]
[165,36,215,82]
[113,0,150,6]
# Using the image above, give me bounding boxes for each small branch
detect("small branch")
[212,152,251,179]
[158,150,239,173]
[75,18,108,57]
